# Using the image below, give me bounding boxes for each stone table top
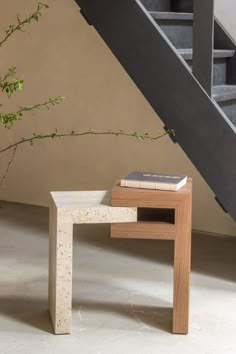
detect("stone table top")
[50,190,137,224]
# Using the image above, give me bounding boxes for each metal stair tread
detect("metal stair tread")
[213,85,236,102]
[150,11,193,21]
[179,49,235,60]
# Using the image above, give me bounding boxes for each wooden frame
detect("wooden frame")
[111,179,192,334]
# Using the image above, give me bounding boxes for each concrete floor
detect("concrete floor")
[0,201,236,354]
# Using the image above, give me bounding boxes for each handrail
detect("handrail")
[192,0,215,97]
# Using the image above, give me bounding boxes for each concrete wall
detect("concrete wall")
[0,0,235,236]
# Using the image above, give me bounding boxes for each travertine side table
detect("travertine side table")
[111,178,192,334]
[49,181,192,335]
[48,191,137,334]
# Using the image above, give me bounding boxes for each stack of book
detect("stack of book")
[120,171,187,192]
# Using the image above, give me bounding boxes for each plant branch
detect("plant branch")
[1,66,17,83]
[0,146,17,185]
[0,66,24,97]
[0,96,64,128]
[0,129,173,154]
[0,3,49,48]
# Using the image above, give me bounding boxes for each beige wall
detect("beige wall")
[0,0,235,236]
[215,0,236,39]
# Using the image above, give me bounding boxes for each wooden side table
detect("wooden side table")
[111,178,192,334]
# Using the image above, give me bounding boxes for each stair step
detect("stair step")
[141,0,171,12]
[213,85,236,102]
[179,49,235,60]
[150,11,193,21]
[151,12,191,49]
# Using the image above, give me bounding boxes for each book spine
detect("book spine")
[120,179,177,191]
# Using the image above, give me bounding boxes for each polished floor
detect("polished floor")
[0,201,236,354]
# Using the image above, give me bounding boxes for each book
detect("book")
[120,171,187,191]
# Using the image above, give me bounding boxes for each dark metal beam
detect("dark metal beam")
[193,0,215,96]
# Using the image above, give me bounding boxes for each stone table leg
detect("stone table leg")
[49,200,73,334]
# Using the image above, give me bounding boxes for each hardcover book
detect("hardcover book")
[120,171,187,191]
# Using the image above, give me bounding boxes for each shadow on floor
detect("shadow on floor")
[0,296,173,334]
[0,202,235,282]
[73,224,236,283]
[0,297,53,334]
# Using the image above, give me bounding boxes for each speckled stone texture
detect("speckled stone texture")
[49,191,137,334]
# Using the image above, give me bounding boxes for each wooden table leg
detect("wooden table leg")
[173,197,192,334]
[48,200,73,334]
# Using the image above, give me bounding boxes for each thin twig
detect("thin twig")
[17,98,62,114]
[0,129,173,185]
[0,146,17,185]
[0,3,48,48]
[0,96,64,128]
[0,66,16,84]
[0,129,171,154]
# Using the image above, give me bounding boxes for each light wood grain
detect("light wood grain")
[111,221,176,240]
[173,194,192,334]
[111,178,192,334]
[111,178,192,208]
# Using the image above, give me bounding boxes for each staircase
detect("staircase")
[75,0,236,221]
